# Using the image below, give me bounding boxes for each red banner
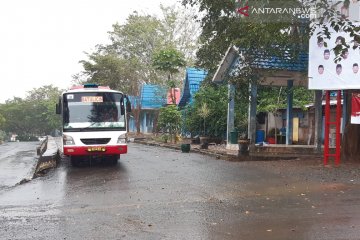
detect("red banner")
[351,93,360,124]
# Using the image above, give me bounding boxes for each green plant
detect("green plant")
[184,84,228,138]
[152,47,186,104]
[0,130,6,143]
[158,105,182,143]
[198,102,210,136]
[161,134,169,143]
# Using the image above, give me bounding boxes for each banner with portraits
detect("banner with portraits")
[308,24,360,90]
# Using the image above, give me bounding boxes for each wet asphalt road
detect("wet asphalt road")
[1,143,360,239]
[0,142,39,191]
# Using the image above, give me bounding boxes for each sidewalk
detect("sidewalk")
[133,138,242,161]
[132,135,322,162]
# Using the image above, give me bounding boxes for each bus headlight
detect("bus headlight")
[117,133,127,144]
[63,134,75,145]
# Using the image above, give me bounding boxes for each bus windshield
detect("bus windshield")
[63,92,125,131]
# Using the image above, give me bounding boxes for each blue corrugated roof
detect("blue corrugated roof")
[246,48,308,72]
[141,84,166,109]
[178,67,207,107]
[128,84,166,109]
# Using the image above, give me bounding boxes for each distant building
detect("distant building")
[178,67,207,108]
[128,84,167,133]
[10,134,17,142]
[128,67,207,134]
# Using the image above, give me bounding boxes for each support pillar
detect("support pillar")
[142,112,146,133]
[226,84,235,146]
[286,80,293,145]
[342,90,347,135]
[248,82,257,145]
[314,90,323,152]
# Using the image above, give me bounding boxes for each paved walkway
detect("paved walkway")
[134,138,239,159]
[132,136,323,162]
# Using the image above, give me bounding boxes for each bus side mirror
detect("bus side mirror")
[125,95,131,112]
[56,103,60,114]
[56,97,61,114]
[120,102,125,115]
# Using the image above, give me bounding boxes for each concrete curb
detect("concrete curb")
[33,136,60,178]
[133,140,237,161]
[132,140,314,162]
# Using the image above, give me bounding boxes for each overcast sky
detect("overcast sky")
[0,0,178,103]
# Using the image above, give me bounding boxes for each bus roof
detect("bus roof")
[63,84,124,95]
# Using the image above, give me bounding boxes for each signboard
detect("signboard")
[351,93,360,124]
[308,24,360,90]
[81,96,103,103]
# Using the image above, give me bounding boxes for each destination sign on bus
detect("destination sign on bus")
[81,96,103,103]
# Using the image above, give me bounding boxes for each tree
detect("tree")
[158,105,182,143]
[75,6,200,134]
[0,113,5,143]
[182,1,305,73]
[77,52,141,95]
[308,0,360,62]
[75,12,167,93]
[152,47,186,104]
[182,0,360,71]
[185,84,228,138]
[76,5,200,93]
[0,85,62,138]
[0,113,5,129]
[0,130,6,143]
[159,4,201,65]
[25,85,62,134]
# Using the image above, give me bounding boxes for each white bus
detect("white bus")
[56,84,131,166]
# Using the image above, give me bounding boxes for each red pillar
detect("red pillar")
[335,90,342,165]
[324,91,330,165]
[324,90,342,165]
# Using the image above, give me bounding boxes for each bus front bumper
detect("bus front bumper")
[63,145,127,156]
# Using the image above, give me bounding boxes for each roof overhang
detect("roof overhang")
[258,70,308,87]
[212,46,308,87]
[212,46,239,83]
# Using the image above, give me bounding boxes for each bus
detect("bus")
[56,84,131,166]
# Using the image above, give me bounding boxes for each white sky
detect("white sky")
[0,0,178,103]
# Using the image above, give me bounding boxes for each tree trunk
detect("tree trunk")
[169,127,173,143]
[135,99,141,135]
[126,114,130,133]
[203,118,206,136]
[169,74,176,105]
